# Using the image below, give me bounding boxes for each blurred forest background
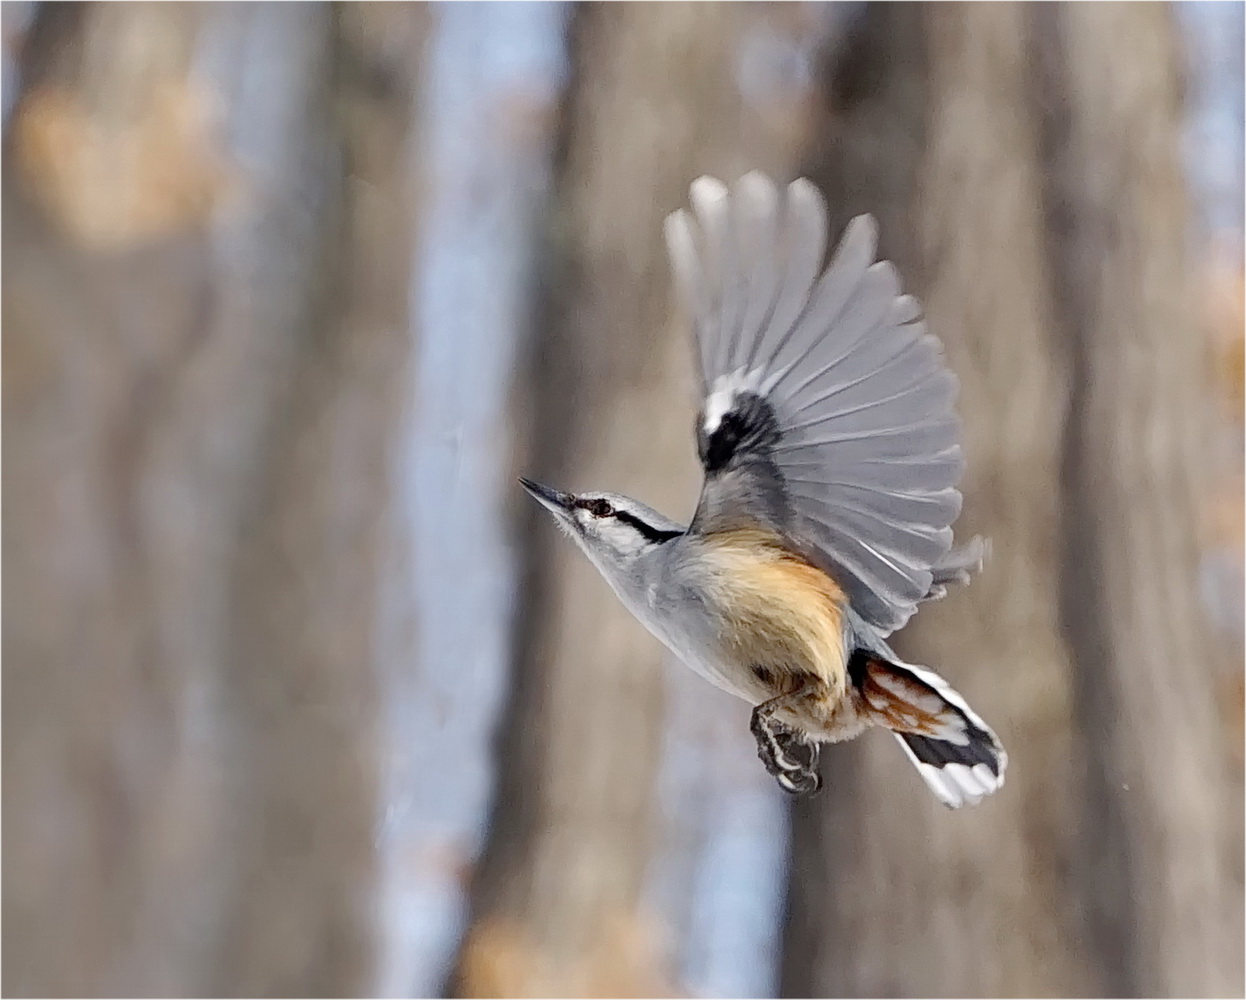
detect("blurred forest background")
[3,2,1243,997]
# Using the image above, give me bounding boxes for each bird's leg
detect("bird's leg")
[750,678,823,795]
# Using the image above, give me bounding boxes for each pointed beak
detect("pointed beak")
[519,477,574,515]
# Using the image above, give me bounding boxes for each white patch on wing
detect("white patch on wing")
[703,368,766,433]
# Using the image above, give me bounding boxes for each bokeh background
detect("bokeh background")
[3,3,1243,997]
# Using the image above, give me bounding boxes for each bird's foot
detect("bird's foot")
[750,709,822,796]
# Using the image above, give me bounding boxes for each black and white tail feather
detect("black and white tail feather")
[847,643,1005,809]
[886,660,1007,809]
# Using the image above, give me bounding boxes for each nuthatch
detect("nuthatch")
[521,173,1005,807]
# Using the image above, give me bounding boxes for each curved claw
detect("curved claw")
[757,733,807,773]
[777,768,822,796]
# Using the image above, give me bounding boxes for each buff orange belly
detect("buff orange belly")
[697,529,850,706]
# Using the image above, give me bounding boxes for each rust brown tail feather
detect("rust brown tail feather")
[851,652,967,740]
[847,649,1006,808]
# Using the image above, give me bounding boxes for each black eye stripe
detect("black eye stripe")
[574,496,682,543]
[614,509,683,544]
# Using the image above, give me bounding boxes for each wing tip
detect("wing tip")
[736,169,778,198]
[846,212,880,249]
[690,175,728,211]
[890,293,923,325]
[825,212,880,275]
[867,258,903,298]
[663,208,694,251]
[684,182,879,263]
[787,176,821,201]
[785,178,829,237]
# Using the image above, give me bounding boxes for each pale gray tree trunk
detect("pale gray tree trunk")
[452,5,809,995]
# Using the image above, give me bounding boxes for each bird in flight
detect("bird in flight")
[521,172,1005,807]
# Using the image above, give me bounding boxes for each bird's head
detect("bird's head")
[519,478,684,586]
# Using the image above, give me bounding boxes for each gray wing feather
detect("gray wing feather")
[731,173,781,374]
[666,171,976,633]
[664,210,712,388]
[767,216,880,388]
[744,178,826,375]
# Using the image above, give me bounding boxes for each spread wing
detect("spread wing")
[664,172,968,634]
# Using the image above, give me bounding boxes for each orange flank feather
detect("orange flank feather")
[698,529,850,704]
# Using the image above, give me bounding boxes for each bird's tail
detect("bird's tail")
[851,651,1007,808]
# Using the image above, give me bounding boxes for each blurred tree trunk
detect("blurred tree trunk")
[212,7,428,995]
[782,5,1241,998]
[1036,5,1243,995]
[782,6,1094,996]
[2,4,425,996]
[452,5,809,996]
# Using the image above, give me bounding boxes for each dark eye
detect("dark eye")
[584,498,613,517]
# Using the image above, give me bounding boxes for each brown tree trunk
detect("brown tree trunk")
[782,6,1093,996]
[452,5,809,995]
[783,4,1240,996]
[2,5,426,995]
[1037,5,1244,995]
